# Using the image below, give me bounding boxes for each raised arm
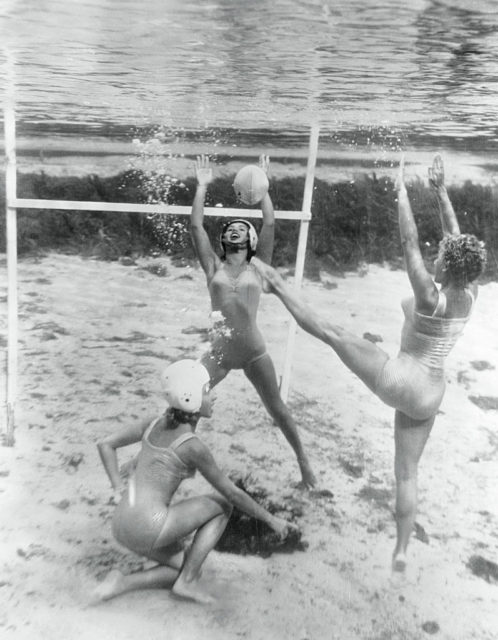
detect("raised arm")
[190,155,220,280]
[428,154,461,235]
[254,154,275,264]
[97,417,150,495]
[396,157,438,314]
[182,438,297,539]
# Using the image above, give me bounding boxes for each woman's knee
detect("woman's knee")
[206,494,233,517]
[149,542,185,568]
[266,397,292,425]
[321,320,359,350]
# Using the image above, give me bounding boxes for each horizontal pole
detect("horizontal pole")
[12,198,311,221]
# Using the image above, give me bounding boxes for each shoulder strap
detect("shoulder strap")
[431,290,447,318]
[144,416,161,440]
[170,432,199,450]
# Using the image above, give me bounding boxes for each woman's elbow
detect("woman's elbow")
[220,485,243,510]
[219,484,236,504]
[212,493,234,516]
[401,232,419,245]
[190,223,204,236]
[97,441,113,455]
[401,236,420,255]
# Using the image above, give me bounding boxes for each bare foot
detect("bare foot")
[172,575,214,604]
[89,570,124,605]
[392,552,407,574]
[389,554,408,590]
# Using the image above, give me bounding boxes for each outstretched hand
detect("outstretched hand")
[428,154,445,189]
[259,153,270,175]
[271,516,300,541]
[195,154,213,187]
[395,154,407,194]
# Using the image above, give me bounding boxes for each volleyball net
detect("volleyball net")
[2,107,319,445]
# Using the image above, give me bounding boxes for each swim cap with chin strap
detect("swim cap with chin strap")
[219,219,258,255]
[161,359,210,413]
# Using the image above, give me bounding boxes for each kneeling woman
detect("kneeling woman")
[94,359,296,604]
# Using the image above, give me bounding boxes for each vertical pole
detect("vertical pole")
[3,102,17,445]
[280,125,319,402]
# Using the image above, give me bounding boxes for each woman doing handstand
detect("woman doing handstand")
[93,359,296,604]
[190,154,315,488]
[251,155,487,573]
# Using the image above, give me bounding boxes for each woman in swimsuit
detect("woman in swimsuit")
[93,359,297,604]
[251,155,487,574]
[190,154,315,488]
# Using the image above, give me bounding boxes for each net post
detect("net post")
[3,98,17,445]
[280,125,319,402]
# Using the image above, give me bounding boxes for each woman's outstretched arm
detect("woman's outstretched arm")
[181,438,297,539]
[396,157,438,314]
[190,155,219,280]
[428,154,461,236]
[254,154,275,264]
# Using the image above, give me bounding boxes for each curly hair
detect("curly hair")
[438,233,487,285]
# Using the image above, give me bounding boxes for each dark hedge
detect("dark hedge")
[0,169,496,280]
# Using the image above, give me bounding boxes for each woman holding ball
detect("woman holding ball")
[190,154,316,489]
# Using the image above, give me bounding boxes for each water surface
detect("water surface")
[2,0,498,154]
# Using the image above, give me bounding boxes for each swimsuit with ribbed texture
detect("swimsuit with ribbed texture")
[112,419,197,555]
[375,290,474,420]
[206,262,267,369]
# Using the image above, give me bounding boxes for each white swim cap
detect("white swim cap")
[161,359,210,412]
[233,165,269,205]
[220,218,258,254]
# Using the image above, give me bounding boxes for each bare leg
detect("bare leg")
[90,564,180,604]
[90,540,184,604]
[172,509,231,603]
[201,350,230,387]
[92,496,230,605]
[159,495,232,604]
[252,258,389,393]
[392,410,434,573]
[244,354,316,488]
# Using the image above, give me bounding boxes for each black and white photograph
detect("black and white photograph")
[1,1,497,638]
